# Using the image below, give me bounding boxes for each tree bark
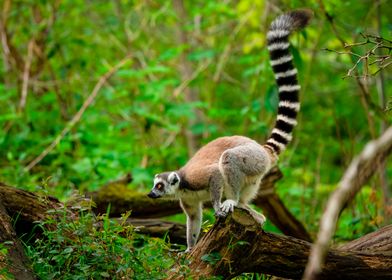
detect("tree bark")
[0,182,62,235]
[0,196,36,280]
[168,208,392,280]
[339,224,392,252]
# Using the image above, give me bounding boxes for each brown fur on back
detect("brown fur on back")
[179,136,256,190]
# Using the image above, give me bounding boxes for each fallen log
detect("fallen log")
[0,196,36,280]
[0,182,63,235]
[88,167,312,241]
[0,183,187,245]
[339,224,392,252]
[168,208,392,280]
[127,219,186,245]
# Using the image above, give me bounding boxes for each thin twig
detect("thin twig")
[25,55,132,172]
[173,59,211,97]
[19,39,34,112]
[213,11,252,82]
[317,0,379,138]
[303,126,392,280]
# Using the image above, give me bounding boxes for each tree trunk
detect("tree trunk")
[168,208,392,280]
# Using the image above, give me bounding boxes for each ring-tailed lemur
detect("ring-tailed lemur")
[148,9,312,252]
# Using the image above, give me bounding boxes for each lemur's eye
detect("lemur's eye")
[156,183,163,190]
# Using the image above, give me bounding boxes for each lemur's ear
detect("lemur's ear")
[168,172,180,185]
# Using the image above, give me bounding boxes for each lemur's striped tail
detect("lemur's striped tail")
[264,9,312,155]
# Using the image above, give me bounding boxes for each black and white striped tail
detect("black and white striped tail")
[264,9,312,155]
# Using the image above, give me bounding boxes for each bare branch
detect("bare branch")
[19,40,34,112]
[303,126,392,280]
[25,55,132,171]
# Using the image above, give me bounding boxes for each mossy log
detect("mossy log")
[0,182,63,235]
[168,208,392,280]
[89,167,311,241]
[87,183,183,218]
[0,183,186,244]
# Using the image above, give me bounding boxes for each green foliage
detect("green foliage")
[0,0,391,278]
[25,210,173,280]
[201,251,222,265]
[0,242,15,280]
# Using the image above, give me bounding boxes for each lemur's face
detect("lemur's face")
[147,172,180,199]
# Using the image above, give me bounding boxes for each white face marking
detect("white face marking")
[151,173,179,197]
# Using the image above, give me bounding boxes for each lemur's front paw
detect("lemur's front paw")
[184,247,192,254]
[220,199,237,213]
[214,209,227,218]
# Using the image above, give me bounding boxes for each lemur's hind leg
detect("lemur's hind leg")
[209,170,226,218]
[219,143,271,215]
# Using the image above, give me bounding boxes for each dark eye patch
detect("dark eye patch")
[156,183,163,190]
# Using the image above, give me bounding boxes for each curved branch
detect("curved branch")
[303,126,392,280]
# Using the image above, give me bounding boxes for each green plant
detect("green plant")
[25,209,173,280]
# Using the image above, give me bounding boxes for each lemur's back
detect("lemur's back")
[179,136,257,189]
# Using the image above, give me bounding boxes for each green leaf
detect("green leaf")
[201,251,221,265]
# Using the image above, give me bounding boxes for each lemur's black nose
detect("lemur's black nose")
[147,191,159,199]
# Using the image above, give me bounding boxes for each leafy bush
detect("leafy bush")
[25,209,174,280]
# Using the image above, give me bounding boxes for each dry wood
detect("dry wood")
[168,208,392,280]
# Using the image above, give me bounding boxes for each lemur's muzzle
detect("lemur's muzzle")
[147,191,160,199]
